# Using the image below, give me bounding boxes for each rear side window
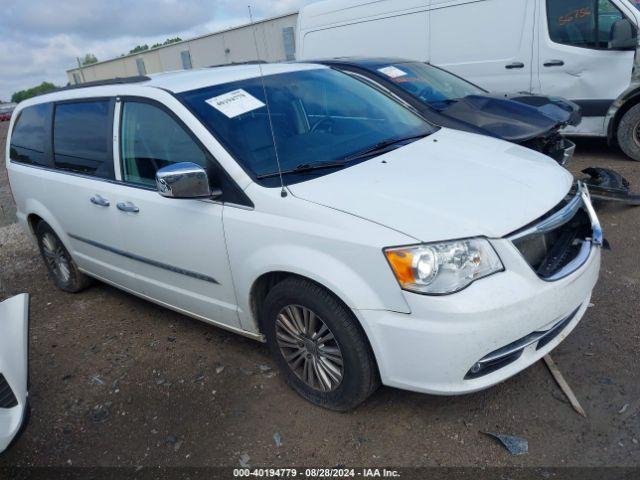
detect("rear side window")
[9,104,49,166]
[53,100,113,178]
[120,101,208,187]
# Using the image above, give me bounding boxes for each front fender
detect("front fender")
[223,192,414,334]
[606,78,640,141]
[234,243,411,332]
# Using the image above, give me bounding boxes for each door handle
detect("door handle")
[90,195,110,207]
[116,201,140,213]
[544,60,565,67]
[505,62,525,69]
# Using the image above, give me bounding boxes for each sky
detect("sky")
[0,0,320,102]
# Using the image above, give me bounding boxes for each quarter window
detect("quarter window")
[53,100,113,178]
[547,0,634,49]
[9,103,49,166]
[120,101,208,187]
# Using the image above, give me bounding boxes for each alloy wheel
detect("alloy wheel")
[275,304,344,392]
[633,120,640,148]
[41,233,71,284]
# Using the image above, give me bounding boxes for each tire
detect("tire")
[35,221,93,293]
[617,103,640,161]
[262,277,379,411]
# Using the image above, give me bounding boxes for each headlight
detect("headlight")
[384,238,503,295]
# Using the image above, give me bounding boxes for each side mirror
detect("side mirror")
[610,18,637,50]
[156,162,219,199]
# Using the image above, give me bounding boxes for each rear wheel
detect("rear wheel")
[617,103,640,161]
[35,222,93,293]
[262,277,379,411]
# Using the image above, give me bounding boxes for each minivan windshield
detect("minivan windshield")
[178,68,434,185]
[370,62,486,109]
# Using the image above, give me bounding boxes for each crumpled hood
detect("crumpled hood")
[498,93,582,126]
[289,128,573,242]
[437,95,565,142]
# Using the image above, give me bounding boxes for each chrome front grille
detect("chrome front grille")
[509,183,601,281]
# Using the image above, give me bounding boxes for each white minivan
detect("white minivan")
[297,0,640,160]
[6,64,601,410]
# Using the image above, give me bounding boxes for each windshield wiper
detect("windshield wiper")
[344,133,431,162]
[256,133,431,180]
[256,160,348,180]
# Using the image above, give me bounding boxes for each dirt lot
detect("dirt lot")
[0,122,638,470]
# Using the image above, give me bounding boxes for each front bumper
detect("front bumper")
[357,241,600,395]
[356,187,602,395]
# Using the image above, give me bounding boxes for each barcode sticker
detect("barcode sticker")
[205,89,265,118]
[377,66,408,79]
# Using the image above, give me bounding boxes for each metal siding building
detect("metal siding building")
[67,13,298,84]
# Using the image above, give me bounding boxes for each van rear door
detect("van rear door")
[429,0,535,93]
[537,0,637,135]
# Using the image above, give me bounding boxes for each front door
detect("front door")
[113,98,241,329]
[537,0,636,133]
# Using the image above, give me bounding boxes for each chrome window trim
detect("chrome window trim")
[7,161,253,210]
[112,99,122,181]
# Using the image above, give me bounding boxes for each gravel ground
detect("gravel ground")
[0,122,638,469]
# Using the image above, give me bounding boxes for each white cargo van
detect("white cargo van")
[297,0,640,160]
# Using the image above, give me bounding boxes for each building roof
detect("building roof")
[66,11,299,74]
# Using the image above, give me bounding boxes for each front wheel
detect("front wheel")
[617,103,640,161]
[262,277,379,411]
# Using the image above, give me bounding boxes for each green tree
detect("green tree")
[151,37,183,49]
[11,82,59,103]
[129,44,149,54]
[82,53,98,65]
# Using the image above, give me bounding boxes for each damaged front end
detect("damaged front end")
[436,94,579,165]
[521,129,576,166]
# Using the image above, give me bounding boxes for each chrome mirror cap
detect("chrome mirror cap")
[156,162,212,199]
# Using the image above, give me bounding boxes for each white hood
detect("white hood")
[289,128,573,242]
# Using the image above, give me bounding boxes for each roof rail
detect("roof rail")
[207,60,268,68]
[41,76,151,96]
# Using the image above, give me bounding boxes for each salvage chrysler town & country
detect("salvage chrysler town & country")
[5,64,602,410]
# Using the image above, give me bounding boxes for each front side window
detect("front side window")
[547,0,634,49]
[369,62,486,108]
[9,103,49,166]
[120,101,208,187]
[179,68,433,184]
[53,100,113,178]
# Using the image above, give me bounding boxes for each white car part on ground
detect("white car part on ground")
[0,294,29,454]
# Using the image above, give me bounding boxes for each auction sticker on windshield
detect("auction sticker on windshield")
[378,66,408,79]
[205,89,265,118]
